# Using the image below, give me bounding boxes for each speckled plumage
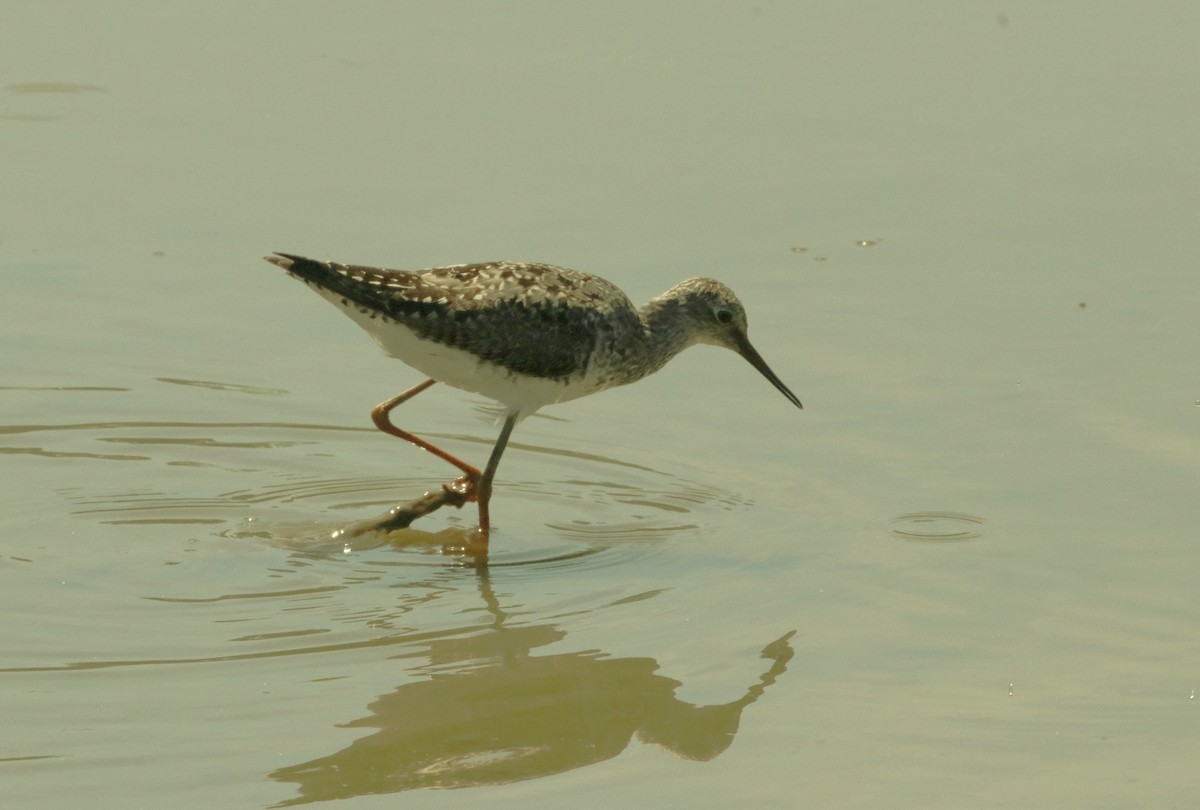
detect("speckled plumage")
[279,258,639,382]
[267,252,800,419]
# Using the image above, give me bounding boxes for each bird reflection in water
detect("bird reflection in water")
[268,574,795,805]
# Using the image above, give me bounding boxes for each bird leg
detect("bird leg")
[371,379,482,501]
[473,413,518,541]
[370,382,519,544]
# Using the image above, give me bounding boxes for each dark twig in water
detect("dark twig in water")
[330,483,471,540]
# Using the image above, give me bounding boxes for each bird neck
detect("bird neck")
[604,293,698,387]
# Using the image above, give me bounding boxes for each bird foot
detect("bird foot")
[441,473,480,504]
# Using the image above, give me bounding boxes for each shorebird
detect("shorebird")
[266,252,801,545]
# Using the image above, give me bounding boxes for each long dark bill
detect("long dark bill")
[735,334,803,409]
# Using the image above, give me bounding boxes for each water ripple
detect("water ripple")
[890,511,985,542]
[46,418,756,573]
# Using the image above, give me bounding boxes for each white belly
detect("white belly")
[315,286,598,418]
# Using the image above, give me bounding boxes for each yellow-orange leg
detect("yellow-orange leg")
[474,412,518,539]
[371,379,481,494]
[370,379,519,541]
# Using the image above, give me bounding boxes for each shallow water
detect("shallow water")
[3,3,1199,808]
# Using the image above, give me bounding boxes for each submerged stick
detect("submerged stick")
[330,482,471,540]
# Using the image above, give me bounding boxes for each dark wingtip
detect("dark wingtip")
[264,251,314,270]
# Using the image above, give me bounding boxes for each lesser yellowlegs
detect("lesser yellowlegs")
[266,252,802,544]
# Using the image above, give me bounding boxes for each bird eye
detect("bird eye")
[715,308,734,324]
